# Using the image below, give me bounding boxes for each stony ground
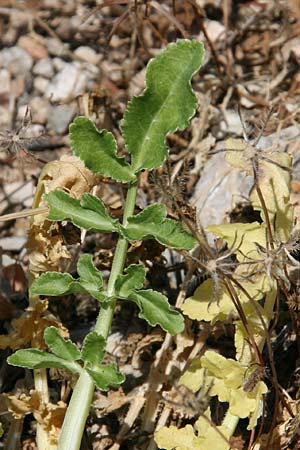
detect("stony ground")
[0,1,300,449]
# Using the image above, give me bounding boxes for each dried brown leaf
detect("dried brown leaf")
[0,300,67,350]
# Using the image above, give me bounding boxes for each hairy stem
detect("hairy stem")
[57,180,138,450]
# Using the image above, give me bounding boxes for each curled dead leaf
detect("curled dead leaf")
[28,155,98,277]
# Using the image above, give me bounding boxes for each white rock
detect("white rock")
[0,237,27,251]
[46,63,88,102]
[2,254,16,267]
[74,46,101,65]
[204,19,225,43]
[33,58,54,78]
[101,61,122,82]
[34,76,49,93]
[0,69,10,96]
[0,46,33,75]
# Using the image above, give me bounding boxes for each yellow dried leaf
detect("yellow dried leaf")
[155,424,202,450]
[193,351,267,429]
[34,155,98,206]
[179,361,214,393]
[224,138,253,174]
[181,279,232,323]
[182,274,273,324]
[195,413,232,450]
[206,222,266,262]
[34,399,66,444]
[155,408,231,450]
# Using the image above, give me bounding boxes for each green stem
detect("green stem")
[57,180,138,450]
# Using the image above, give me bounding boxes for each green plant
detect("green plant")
[7,40,204,450]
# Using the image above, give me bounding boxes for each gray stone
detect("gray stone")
[47,104,76,134]
[33,58,54,78]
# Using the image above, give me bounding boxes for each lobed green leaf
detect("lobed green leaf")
[70,116,135,182]
[45,190,118,233]
[120,204,196,249]
[121,40,204,172]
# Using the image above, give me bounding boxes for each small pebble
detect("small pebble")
[34,76,49,93]
[74,46,101,65]
[29,97,49,125]
[18,35,48,60]
[52,57,66,71]
[0,237,27,252]
[33,58,54,78]
[47,37,69,57]
[0,106,11,128]
[1,180,35,205]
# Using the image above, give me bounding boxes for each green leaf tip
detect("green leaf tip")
[129,289,185,335]
[81,331,106,366]
[122,39,204,172]
[44,326,81,361]
[70,116,135,182]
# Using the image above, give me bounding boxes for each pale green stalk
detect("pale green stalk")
[57,181,138,450]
